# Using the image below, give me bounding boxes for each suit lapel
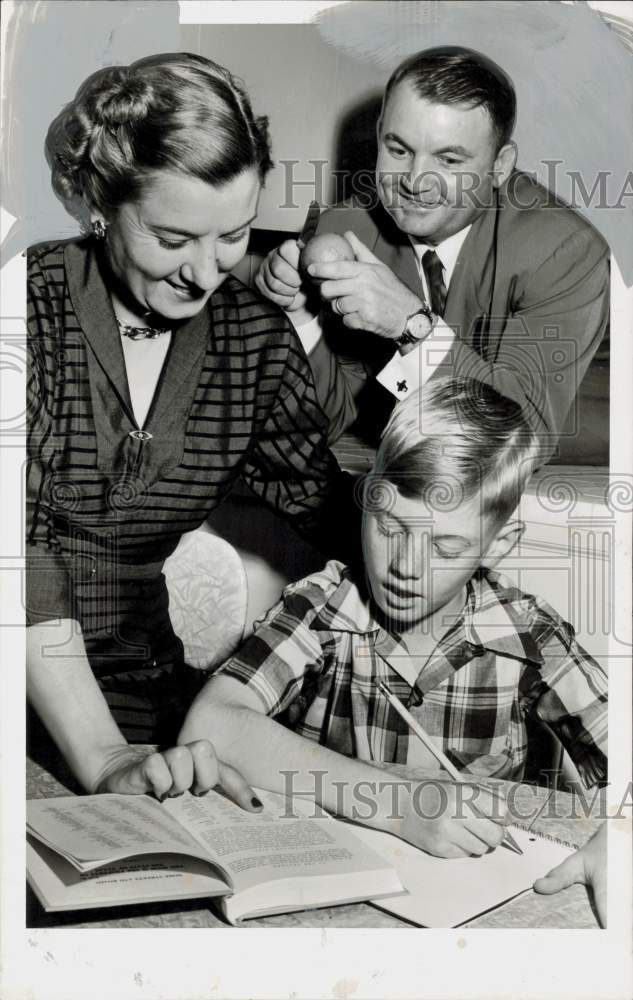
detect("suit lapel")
[374,230,422,297]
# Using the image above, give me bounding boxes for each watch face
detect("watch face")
[407,309,433,339]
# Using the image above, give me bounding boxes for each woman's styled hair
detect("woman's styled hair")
[373,378,540,526]
[46,52,273,217]
[384,46,516,153]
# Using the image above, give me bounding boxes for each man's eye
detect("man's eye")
[386,145,408,160]
[158,238,188,250]
[438,156,461,167]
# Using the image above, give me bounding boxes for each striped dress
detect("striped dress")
[26,238,347,742]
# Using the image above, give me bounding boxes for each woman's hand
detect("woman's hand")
[94,740,263,811]
[533,821,607,926]
[399,778,508,858]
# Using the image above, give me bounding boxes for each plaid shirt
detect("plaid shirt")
[221,560,607,787]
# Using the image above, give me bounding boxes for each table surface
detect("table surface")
[26,752,603,930]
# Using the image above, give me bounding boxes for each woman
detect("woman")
[26,52,346,803]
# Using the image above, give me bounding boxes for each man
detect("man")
[256,46,609,457]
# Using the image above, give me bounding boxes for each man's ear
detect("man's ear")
[491,141,517,189]
[480,518,525,570]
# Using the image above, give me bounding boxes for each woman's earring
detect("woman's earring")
[92,219,107,240]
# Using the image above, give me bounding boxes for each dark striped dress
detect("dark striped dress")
[26,238,347,743]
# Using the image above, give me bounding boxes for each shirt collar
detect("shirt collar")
[310,568,381,634]
[310,566,543,666]
[464,570,544,666]
[409,225,472,284]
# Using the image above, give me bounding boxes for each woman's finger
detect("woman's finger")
[160,744,195,796]
[270,245,302,285]
[136,751,173,800]
[186,738,220,795]
[275,239,302,272]
[217,759,263,812]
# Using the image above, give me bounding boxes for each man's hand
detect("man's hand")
[94,740,263,811]
[533,822,607,926]
[255,239,317,325]
[306,231,423,340]
[400,779,508,858]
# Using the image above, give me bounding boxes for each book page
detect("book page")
[27,795,215,872]
[164,791,394,895]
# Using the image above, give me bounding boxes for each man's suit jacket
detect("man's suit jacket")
[308,171,609,460]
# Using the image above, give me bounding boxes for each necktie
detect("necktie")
[421,249,448,318]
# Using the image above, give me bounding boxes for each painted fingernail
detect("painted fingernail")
[251,797,263,809]
[158,792,167,803]
[192,788,205,797]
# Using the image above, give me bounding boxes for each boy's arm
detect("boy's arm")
[178,674,508,859]
[533,619,608,788]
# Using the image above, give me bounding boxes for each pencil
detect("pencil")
[376,678,523,855]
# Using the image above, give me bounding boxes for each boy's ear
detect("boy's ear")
[480,519,525,570]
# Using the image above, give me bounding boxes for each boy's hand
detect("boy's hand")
[95,740,263,812]
[400,779,507,858]
[533,822,606,926]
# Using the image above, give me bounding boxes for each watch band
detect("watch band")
[394,303,434,346]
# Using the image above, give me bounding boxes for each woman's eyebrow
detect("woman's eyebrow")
[149,214,258,238]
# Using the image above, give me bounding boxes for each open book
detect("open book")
[26,789,404,923]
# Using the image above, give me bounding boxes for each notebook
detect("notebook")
[350,821,577,927]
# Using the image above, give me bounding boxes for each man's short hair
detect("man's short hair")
[374,378,540,526]
[384,46,516,152]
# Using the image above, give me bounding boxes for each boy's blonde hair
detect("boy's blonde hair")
[374,378,541,524]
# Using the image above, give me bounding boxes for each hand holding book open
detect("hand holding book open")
[94,739,263,815]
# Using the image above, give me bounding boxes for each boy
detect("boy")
[179,377,607,862]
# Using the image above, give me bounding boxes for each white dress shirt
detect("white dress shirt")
[294,225,471,402]
[376,225,471,399]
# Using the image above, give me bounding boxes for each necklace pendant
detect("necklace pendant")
[118,320,170,340]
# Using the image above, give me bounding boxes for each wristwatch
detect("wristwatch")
[395,303,434,346]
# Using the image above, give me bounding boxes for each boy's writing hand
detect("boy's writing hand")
[95,740,263,812]
[400,779,508,858]
[533,822,606,926]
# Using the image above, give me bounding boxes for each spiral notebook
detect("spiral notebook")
[349,821,577,927]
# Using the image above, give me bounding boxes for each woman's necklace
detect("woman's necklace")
[117,319,171,340]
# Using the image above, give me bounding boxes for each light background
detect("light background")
[1,2,631,998]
